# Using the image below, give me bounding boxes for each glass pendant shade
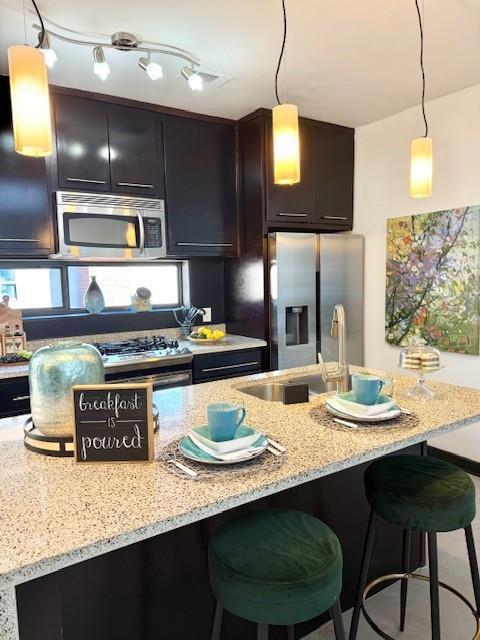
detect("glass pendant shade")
[272,103,300,185]
[410,136,433,198]
[7,45,52,157]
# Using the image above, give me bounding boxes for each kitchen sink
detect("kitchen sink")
[237,382,286,402]
[237,373,351,402]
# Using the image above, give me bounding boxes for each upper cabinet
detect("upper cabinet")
[266,118,316,224]
[108,105,164,197]
[0,76,53,257]
[55,94,110,192]
[243,110,354,230]
[54,95,165,198]
[163,116,238,257]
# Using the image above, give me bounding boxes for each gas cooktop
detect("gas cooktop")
[93,336,192,370]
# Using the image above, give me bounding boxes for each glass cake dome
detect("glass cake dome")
[399,340,441,399]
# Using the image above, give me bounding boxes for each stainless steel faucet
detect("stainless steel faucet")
[318,303,350,393]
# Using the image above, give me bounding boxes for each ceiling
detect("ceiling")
[0,0,479,127]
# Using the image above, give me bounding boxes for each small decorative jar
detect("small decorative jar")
[29,342,105,436]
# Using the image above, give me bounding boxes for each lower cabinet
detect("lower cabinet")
[0,377,30,418]
[193,348,264,383]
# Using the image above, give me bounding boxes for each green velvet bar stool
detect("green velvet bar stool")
[208,508,346,639]
[349,455,480,640]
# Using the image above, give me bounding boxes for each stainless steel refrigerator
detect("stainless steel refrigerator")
[269,232,364,370]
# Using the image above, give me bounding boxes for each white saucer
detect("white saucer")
[326,401,401,423]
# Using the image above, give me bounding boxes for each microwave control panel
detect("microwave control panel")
[144,218,163,248]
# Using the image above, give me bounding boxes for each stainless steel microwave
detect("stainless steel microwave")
[53,191,166,260]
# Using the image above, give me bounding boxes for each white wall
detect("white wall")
[353,83,480,460]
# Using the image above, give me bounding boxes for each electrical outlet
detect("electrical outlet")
[202,307,212,323]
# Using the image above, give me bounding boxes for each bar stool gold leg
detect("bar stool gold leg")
[257,623,269,640]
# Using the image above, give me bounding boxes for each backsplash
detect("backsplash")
[27,324,227,352]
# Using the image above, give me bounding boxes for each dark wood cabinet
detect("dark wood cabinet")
[193,348,264,383]
[0,76,53,257]
[108,105,165,197]
[55,94,110,192]
[313,124,354,227]
[243,109,354,231]
[266,119,316,223]
[163,116,238,257]
[0,376,30,418]
[55,96,165,198]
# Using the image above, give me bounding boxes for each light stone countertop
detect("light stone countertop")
[0,334,267,380]
[0,364,479,639]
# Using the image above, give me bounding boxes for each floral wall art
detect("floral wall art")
[385,205,480,355]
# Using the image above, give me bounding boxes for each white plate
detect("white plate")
[326,401,401,423]
[190,425,262,453]
[179,434,268,465]
[334,394,395,416]
[328,396,399,420]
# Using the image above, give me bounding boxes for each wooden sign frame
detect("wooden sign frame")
[72,383,154,464]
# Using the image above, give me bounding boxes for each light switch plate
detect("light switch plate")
[202,307,212,323]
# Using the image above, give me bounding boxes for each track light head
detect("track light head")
[93,46,110,80]
[38,32,57,68]
[138,55,163,81]
[181,66,204,91]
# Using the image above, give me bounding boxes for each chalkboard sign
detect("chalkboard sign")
[72,384,154,463]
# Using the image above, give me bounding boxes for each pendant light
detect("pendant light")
[272,0,300,185]
[410,0,432,198]
[8,0,52,157]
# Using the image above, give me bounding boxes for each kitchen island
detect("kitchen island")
[1,365,480,639]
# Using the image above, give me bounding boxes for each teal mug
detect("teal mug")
[352,373,384,405]
[207,402,246,442]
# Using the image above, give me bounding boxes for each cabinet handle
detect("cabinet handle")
[201,361,260,373]
[66,178,107,184]
[278,213,308,217]
[0,238,39,242]
[321,216,348,220]
[13,395,30,402]
[117,182,154,189]
[176,242,234,248]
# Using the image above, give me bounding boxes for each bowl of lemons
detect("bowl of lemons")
[189,327,226,344]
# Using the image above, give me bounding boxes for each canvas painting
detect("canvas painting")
[385,205,480,355]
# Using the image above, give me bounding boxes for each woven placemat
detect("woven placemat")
[159,436,286,480]
[310,405,420,431]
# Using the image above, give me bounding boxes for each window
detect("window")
[67,265,181,309]
[0,263,182,315]
[0,268,63,310]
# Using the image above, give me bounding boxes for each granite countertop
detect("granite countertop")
[1,364,480,597]
[0,334,267,380]
[178,333,266,355]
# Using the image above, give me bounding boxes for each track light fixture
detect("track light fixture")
[93,46,110,81]
[38,32,57,68]
[138,54,163,81]
[31,23,220,90]
[181,66,204,91]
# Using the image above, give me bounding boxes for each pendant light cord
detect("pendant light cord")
[274,0,287,105]
[414,0,428,137]
[31,0,45,48]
